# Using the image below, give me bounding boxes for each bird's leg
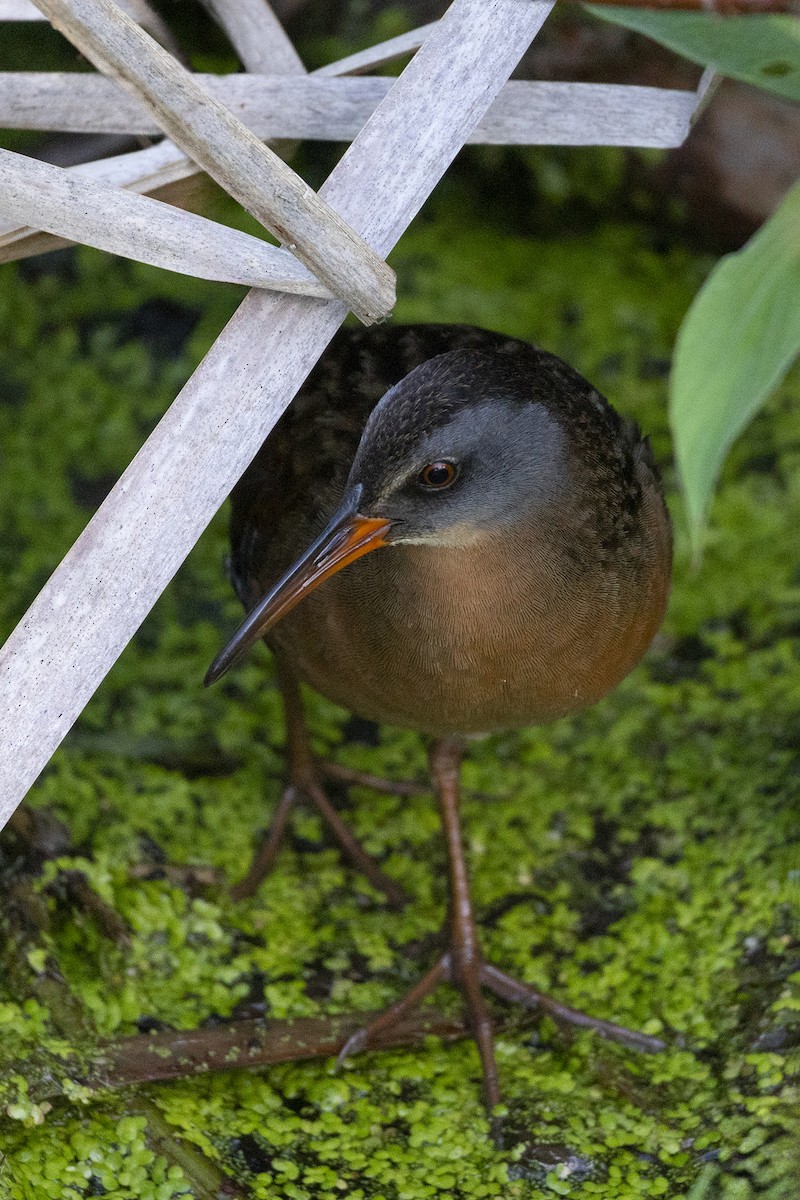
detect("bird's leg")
[338,737,500,1110]
[231,658,407,907]
[337,736,665,1114]
[434,735,502,1110]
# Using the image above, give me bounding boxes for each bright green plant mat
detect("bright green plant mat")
[1,201,799,1198]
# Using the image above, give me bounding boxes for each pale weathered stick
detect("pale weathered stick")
[0,140,198,259]
[0,73,699,143]
[199,0,304,75]
[315,22,438,77]
[4,0,796,15]
[0,0,184,52]
[0,0,300,259]
[112,0,186,57]
[690,65,720,127]
[0,0,44,15]
[0,0,555,822]
[31,0,395,325]
[197,7,433,85]
[9,136,194,195]
[0,0,305,272]
[0,77,699,265]
[0,146,330,294]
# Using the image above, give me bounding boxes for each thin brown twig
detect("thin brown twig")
[95,1008,469,1088]
[0,1009,469,1111]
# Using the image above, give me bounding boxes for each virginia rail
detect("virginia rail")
[206,323,672,1110]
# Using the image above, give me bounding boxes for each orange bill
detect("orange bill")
[205,489,391,686]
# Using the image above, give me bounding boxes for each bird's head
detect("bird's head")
[205,347,578,685]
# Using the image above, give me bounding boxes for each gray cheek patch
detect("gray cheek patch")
[409,401,568,522]
[358,394,572,551]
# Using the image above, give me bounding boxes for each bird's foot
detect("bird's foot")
[336,736,666,1118]
[337,950,665,1115]
[231,767,408,907]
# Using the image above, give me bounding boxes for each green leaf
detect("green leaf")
[669,177,800,554]
[585,9,800,104]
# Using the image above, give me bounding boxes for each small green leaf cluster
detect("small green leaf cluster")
[6,1114,190,1200]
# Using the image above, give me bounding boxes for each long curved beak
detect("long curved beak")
[205,487,391,686]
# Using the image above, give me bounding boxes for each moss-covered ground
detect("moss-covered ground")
[1,171,799,1199]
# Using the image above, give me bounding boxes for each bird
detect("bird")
[206,323,673,1112]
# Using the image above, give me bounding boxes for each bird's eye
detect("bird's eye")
[417,461,459,490]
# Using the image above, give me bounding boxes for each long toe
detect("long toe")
[231,784,299,900]
[231,771,408,906]
[336,956,451,1066]
[233,658,408,905]
[319,760,426,799]
[304,775,408,907]
[480,963,666,1053]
